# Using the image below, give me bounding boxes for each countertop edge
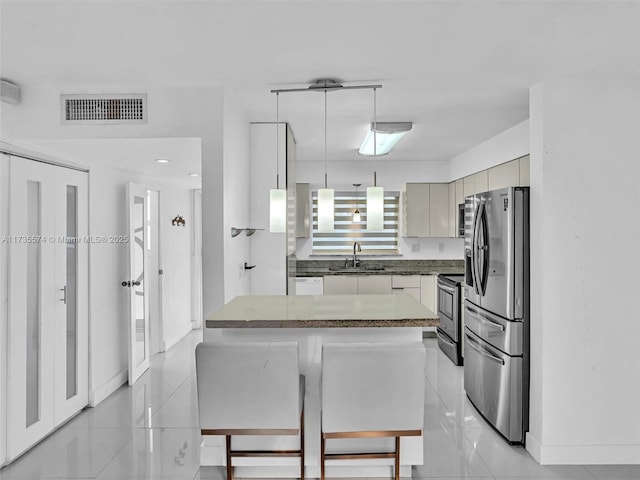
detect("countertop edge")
[206,318,439,329]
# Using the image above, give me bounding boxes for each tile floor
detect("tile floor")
[1,330,638,480]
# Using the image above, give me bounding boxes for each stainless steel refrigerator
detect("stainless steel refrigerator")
[463,186,529,444]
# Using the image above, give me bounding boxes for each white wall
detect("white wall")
[86,163,194,404]
[527,80,640,464]
[249,123,287,294]
[449,119,530,180]
[222,90,251,302]
[2,84,224,406]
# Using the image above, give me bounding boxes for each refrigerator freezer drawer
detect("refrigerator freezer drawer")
[464,300,523,356]
[464,328,524,443]
[437,328,462,366]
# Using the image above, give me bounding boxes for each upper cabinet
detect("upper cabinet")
[488,159,520,191]
[519,155,530,186]
[404,183,450,237]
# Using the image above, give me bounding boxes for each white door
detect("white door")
[126,183,150,385]
[6,158,88,461]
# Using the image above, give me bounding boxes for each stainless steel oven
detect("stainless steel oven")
[436,274,464,365]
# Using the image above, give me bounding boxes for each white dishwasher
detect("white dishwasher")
[295,277,324,295]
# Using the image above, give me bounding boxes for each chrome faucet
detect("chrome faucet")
[352,241,362,268]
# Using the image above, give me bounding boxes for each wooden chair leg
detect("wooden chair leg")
[394,436,400,480]
[226,435,233,480]
[300,410,305,480]
[320,434,325,480]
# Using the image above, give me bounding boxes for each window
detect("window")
[312,190,399,255]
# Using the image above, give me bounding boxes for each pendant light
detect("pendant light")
[367,87,384,231]
[317,89,334,232]
[353,184,361,223]
[269,92,286,233]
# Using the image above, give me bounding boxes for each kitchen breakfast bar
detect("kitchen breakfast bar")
[202,294,438,478]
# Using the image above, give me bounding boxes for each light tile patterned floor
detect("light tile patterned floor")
[1,330,638,479]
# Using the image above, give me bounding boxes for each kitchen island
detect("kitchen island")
[203,294,438,478]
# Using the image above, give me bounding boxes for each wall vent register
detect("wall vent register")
[61,94,147,124]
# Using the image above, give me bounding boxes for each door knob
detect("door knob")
[132,280,141,286]
[121,281,131,287]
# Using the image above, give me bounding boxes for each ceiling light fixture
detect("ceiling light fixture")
[155,158,170,164]
[317,89,334,233]
[353,184,361,223]
[269,92,286,233]
[358,122,412,156]
[366,88,385,232]
[269,79,386,233]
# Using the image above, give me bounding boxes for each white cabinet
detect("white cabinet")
[488,159,520,191]
[519,155,530,186]
[323,275,357,295]
[357,275,392,294]
[404,183,450,237]
[323,275,391,295]
[391,275,421,300]
[420,275,438,313]
[405,183,430,237]
[295,183,310,238]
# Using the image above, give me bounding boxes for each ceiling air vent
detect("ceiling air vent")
[61,94,147,125]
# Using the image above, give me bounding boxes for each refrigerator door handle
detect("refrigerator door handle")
[471,201,481,295]
[476,202,489,295]
[466,306,505,331]
[465,332,505,365]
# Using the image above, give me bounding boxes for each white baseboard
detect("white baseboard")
[527,433,640,465]
[526,431,542,463]
[89,368,127,407]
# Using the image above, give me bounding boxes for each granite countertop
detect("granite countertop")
[205,294,439,328]
[296,259,464,277]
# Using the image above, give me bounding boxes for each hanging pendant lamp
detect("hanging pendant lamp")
[353,184,361,223]
[269,92,286,233]
[317,89,334,232]
[367,87,385,232]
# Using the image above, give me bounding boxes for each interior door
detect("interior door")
[126,183,150,385]
[7,157,89,460]
[53,169,89,425]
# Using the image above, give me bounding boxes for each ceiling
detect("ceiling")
[2,1,639,171]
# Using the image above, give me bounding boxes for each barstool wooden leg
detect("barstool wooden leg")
[320,434,325,480]
[226,434,233,480]
[300,410,305,480]
[394,436,400,480]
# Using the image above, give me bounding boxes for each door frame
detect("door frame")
[0,153,10,467]
[147,189,164,355]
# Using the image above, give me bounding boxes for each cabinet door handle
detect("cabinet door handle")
[60,286,67,304]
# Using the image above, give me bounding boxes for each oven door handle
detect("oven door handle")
[437,329,455,347]
[437,281,455,294]
[466,306,505,331]
[465,332,505,365]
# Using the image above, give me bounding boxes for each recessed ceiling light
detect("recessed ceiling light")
[155,158,170,164]
[188,172,200,177]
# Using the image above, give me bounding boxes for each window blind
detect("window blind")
[312,190,399,255]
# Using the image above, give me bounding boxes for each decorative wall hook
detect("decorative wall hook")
[172,215,186,227]
[231,227,265,238]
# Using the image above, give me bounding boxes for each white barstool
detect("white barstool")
[321,342,426,480]
[195,342,305,480]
